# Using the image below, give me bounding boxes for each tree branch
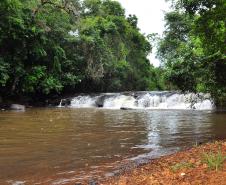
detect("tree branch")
[33,0,79,18]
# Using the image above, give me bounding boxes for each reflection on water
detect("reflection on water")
[0,108,225,184]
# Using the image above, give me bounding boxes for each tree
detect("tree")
[0,0,81,96]
[0,0,161,102]
[158,0,226,103]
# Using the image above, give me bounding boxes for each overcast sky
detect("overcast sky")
[115,0,171,66]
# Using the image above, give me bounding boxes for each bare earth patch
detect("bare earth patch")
[100,140,226,185]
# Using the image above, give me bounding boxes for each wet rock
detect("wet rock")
[95,96,106,107]
[95,95,114,107]
[122,91,134,96]
[59,99,71,106]
[48,98,71,107]
[10,104,25,111]
[120,107,133,110]
[133,91,148,97]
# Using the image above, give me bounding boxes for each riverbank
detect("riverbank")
[101,140,226,185]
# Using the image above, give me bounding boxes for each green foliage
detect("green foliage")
[1,0,224,101]
[0,0,81,96]
[0,58,10,86]
[202,150,226,171]
[76,0,158,91]
[157,11,200,91]
[157,0,226,102]
[22,66,46,93]
[0,0,161,99]
[170,161,194,172]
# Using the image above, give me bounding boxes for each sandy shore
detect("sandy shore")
[100,140,226,185]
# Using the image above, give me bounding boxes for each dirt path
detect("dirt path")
[100,140,226,185]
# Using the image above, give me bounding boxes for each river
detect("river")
[0,92,226,184]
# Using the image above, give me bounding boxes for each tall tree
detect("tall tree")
[158,0,226,102]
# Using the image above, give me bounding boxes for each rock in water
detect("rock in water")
[120,107,133,110]
[10,104,25,111]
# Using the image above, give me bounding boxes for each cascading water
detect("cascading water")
[70,95,98,108]
[59,91,215,110]
[103,95,136,109]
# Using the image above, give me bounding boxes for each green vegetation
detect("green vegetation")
[0,0,225,105]
[157,0,226,104]
[170,161,194,172]
[202,150,226,171]
[0,0,161,102]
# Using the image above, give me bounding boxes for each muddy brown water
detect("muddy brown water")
[0,108,225,184]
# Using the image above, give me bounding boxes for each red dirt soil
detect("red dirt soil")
[100,140,226,185]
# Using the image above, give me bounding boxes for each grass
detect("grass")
[170,161,195,172]
[202,149,226,171]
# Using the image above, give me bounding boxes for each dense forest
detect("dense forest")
[0,0,163,103]
[0,0,225,105]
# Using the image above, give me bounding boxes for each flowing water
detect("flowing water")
[59,91,214,110]
[0,92,225,185]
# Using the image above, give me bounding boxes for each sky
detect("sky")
[115,0,171,67]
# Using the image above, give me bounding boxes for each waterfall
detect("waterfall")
[59,91,215,110]
[103,95,136,109]
[70,96,98,108]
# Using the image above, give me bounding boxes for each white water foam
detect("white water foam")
[103,95,136,109]
[70,96,98,108]
[63,92,215,110]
